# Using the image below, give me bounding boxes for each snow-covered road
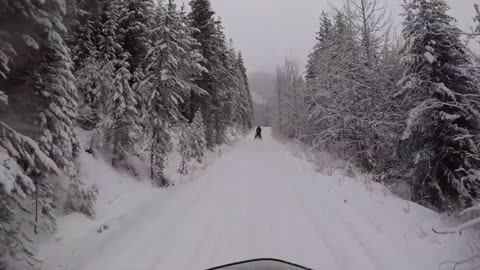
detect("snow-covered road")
[40,128,463,270]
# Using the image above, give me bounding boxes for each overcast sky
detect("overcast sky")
[179,0,476,74]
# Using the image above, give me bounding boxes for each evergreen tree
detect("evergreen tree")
[0,122,60,269]
[118,0,155,76]
[223,41,241,127]
[0,0,98,266]
[306,11,332,82]
[144,0,204,186]
[177,4,208,121]
[237,52,254,129]
[178,111,207,174]
[36,31,80,177]
[397,0,480,211]
[107,54,140,169]
[189,0,221,148]
[210,20,234,145]
[36,17,98,217]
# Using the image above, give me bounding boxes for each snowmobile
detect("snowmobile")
[206,258,313,270]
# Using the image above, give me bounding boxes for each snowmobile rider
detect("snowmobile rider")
[255,126,262,140]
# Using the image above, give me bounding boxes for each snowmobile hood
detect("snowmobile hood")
[205,258,313,270]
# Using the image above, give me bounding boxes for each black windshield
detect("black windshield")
[206,259,313,270]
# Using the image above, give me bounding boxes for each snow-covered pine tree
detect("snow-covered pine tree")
[306,12,332,82]
[36,33,79,176]
[0,122,61,269]
[210,20,235,145]
[117,0,155,134]
[144,0,204,186]
[118,0,155,76]
[397,0,480,211]
[176,4,208,122]
[81,0,124,153]
[190,111,207,162]
[0,0,80,267]
[178,111,207,174]
[29,0,98,217]
[107,54,140,169]
[231,52,254,132]
[67,2,105,131]
[304,12,333,137]
[222,41,240,128]
[189,0,222,148]
[237,52,254,130]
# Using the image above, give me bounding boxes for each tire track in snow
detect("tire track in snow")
[152,142,258,269]
[290,176,404,270]
[284,177,350,270]
[70,171,219,270]
[144,176,231,270]
[41,129,445,270]
[284,152,421,270]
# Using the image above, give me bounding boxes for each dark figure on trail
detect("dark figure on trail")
[255,126,262,140]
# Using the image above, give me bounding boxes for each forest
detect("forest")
[275,0,480,215]
[0,0,254,268]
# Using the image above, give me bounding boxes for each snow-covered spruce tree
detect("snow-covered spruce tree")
[188,0,255,146]
[0,123,61,269]
[211,20,237,145]
[189,0,223,148]
[106,54,140,169]
[237,52,254,130]
[82,1,143,170]
[36,35,79,176]
[303,12,333,139]
[178,111,207,174]
[144,0,204,186]
[0,0,82,265]
[29,0,98,217]
[117,0,155,133]
[190,111,207,162]
[81,0,124,153]
[396,0,480,211]
[36,28,98,217]
[118,0,155,76]
[306,11,332,82]
[67,2,105,131]
[176,4,208,122]
[223,42,242,128]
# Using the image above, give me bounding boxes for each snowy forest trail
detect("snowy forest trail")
[41,128,460,270]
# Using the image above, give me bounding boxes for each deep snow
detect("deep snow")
[39,128,468,270]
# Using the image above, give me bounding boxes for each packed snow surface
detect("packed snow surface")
[40,128,465,270]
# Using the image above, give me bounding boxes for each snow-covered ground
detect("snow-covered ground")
[39,128,468,270]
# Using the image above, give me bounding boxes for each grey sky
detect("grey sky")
[180,0,476,74]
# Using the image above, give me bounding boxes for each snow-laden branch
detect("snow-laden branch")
[438,254,480,270]
[459,205,480,216]
[0,121,60,175]
[433,216,480,235]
